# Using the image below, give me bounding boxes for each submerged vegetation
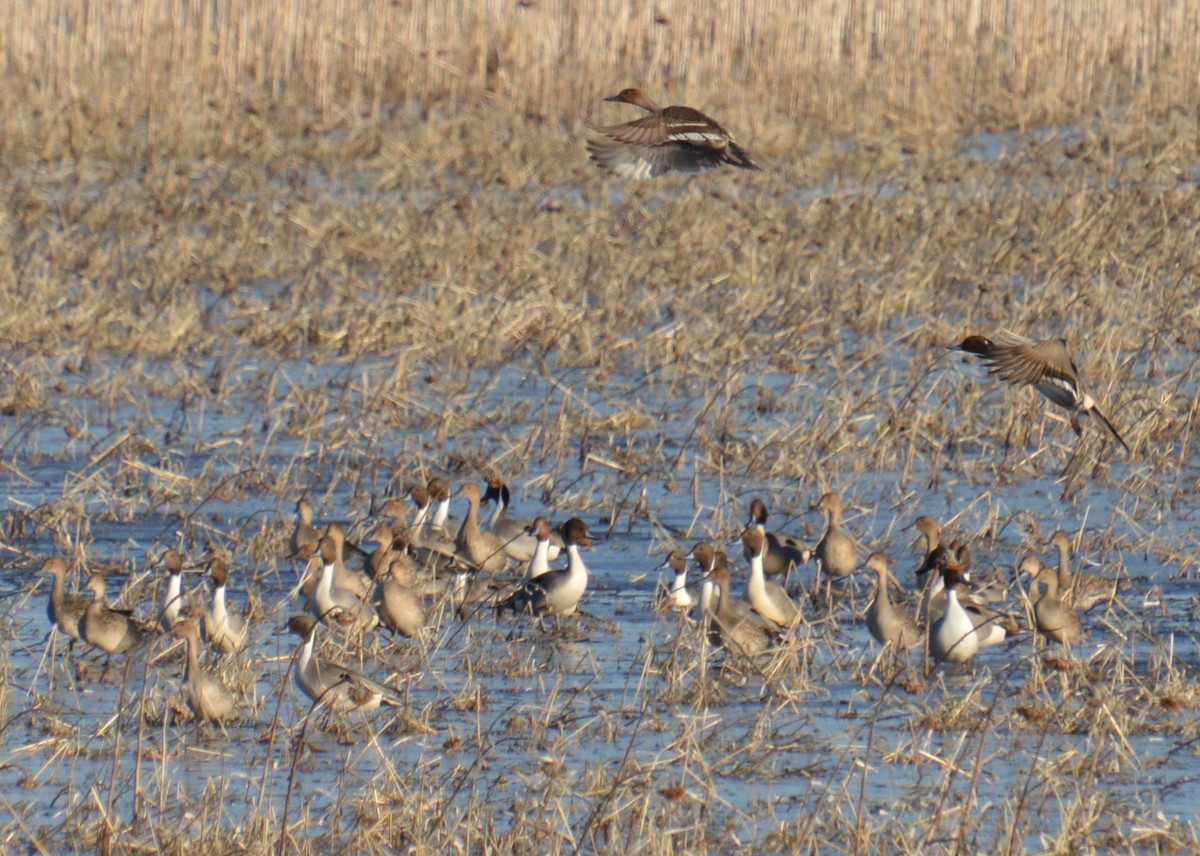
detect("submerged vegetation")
[1,1,1200,853]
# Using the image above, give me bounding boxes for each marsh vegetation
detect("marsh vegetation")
[1,2,1199,852]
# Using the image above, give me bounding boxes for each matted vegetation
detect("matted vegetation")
[1,2,1199,854]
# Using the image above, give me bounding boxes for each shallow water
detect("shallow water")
[2,163,1200,850]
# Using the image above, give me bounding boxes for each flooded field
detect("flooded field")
[2,127,1200,851]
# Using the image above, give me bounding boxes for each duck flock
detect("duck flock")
[35,90,1142,727]
[40,317,1133,726]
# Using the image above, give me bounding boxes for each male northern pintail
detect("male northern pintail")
[483,477,563,563]
[288,615,402,713]
[158,549,185,632]
[499,518,591,617]
[311,535,378,631]
[741,528,799,628]
[950,331,1129,451]
[743,498,810,576]
[656,550,695,611]
[205,557,248,654]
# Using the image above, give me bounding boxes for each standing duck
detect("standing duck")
[375,559,427,639]
[1019,555,1084,645]
[287,615,402,713]
[704,554,779,659]
[928,559,981,665]
[311,536,378,631]
[483,478,563,563]
[1050,530,1126,611]
[743,498,810,576]
[175,617,236,723]
[158,549,186,632]
[499,519,591,617]
[83,573,148,655]
[864,552,922,650]
[741,528,799,628]
[43,557,89,651]
[205,557,248,654]
[455,482,509,574]
[814,492,857,601]
[656,550,695,612]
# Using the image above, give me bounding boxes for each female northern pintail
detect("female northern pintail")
[703,552,778,659]
[1050,530,1126,611]
[290,496,322,558]
[1018,555,1084,645]
[83,573,148,655]
[456,482,509,574]
[175,616,237,723]
[483,477,563,563]
[586,88,761,178]
[43,557,89,651]
[950,331,1129,451]
[375,558,427,639]
[743,498,810,576]
[499,519,591,617]
[741,528,799,628]
[863,552,922,650]
[814,492,857,600]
